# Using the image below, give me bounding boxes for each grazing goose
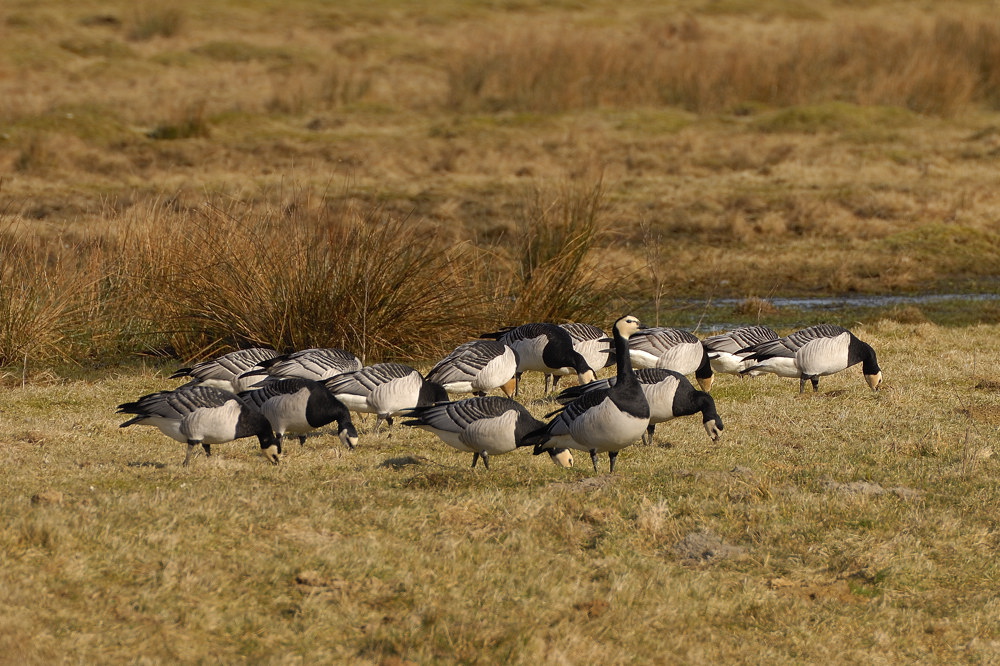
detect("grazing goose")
[241,347,363,386]
[401,396,574,469]
[170,347,280,393]
[557,368,723,446]
[239,378,358,462]
[628,327,714,391]
[702,325,779,376]
[741,324,882,393]
[545,322,614,392]
[480,323,597,395]
[522,315,650,473]
[324,362,448,430]
[117,385,278,466]
[425,340,519,398]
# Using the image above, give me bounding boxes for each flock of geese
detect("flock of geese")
[117,317,883,472]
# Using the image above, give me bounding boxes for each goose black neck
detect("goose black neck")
[614,324,638,386]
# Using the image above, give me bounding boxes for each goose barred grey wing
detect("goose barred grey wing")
[170,348,279,383]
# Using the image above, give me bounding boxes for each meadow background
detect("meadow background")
[1,0,999,662]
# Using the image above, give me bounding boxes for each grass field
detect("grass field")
[2,0,1000,662]
[3,321,1000,663]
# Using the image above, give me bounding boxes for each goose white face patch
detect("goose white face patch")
[865,371,882,390]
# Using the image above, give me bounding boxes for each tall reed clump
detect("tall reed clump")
[444,14,1000,116]
[0,224,98,375]
[489,179,615,324]
[120,201,487,364]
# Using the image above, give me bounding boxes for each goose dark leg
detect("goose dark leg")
[472,452,481,468]
[514,372,523,397]
[811,377,819,392]
[608,450,619,473]
[481,451,490,470]
[590,449,599,473]
[642,423,655,446]
[298,435,307,446]
[799,376,807,394]
[202,443,211,458]
[183,441,198,466]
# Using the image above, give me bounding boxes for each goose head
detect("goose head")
[703,417,724,442]
[549,448,575,468]
[865,371,882,391]
[614,314,645,340]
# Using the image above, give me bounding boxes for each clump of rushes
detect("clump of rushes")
[494,178,614,325]
[126,201,486,363]
[0,224,93,373]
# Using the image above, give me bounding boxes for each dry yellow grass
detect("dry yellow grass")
[2,1,1000,659]
[2,321,999,662]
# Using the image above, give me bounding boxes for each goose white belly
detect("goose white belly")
[709,352,753,375]
[369,373,424,415]
[473,353,518,392]
[261,389,312,435]
[332,393,373,414]
[796,333,851,376]
[748,356,800,378]
[461,410,519,455]
[136,416,188,443]
[628,349,661,369]
[564,397,649,452]
[642,378,681,424]
[181,403,242,443]
[511,335,554,373]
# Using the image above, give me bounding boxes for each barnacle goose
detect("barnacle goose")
[241,347,363,386]
[702,325,779,376]
[169,347,280,393]
[521,315,650,473]
[544,322,614,392]
[741,324,882,393]
[627,327,714,391]
[480,323,597,395]
[557,368,723,446]
[324,362,448,430]
[425,340,519,398]
[402,396,574,469]
[117,384,278,465]
[239,378,358,463]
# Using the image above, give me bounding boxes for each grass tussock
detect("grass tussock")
[498,179,614,324]
[0,222,103,371]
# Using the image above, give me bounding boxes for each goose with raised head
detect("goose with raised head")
[741,324,882,393]
[324,362,448,430]
[522,315,650,473]
[702,325,779,376]
[402,396,574,469]
[239,378,358,462]
[557,367,723,446]
[425,340,519,398]
[117,384,279,466]
[545,322,614,392]
[170,347,279,393]
[480,323,597,395]
[627,327,714,391]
